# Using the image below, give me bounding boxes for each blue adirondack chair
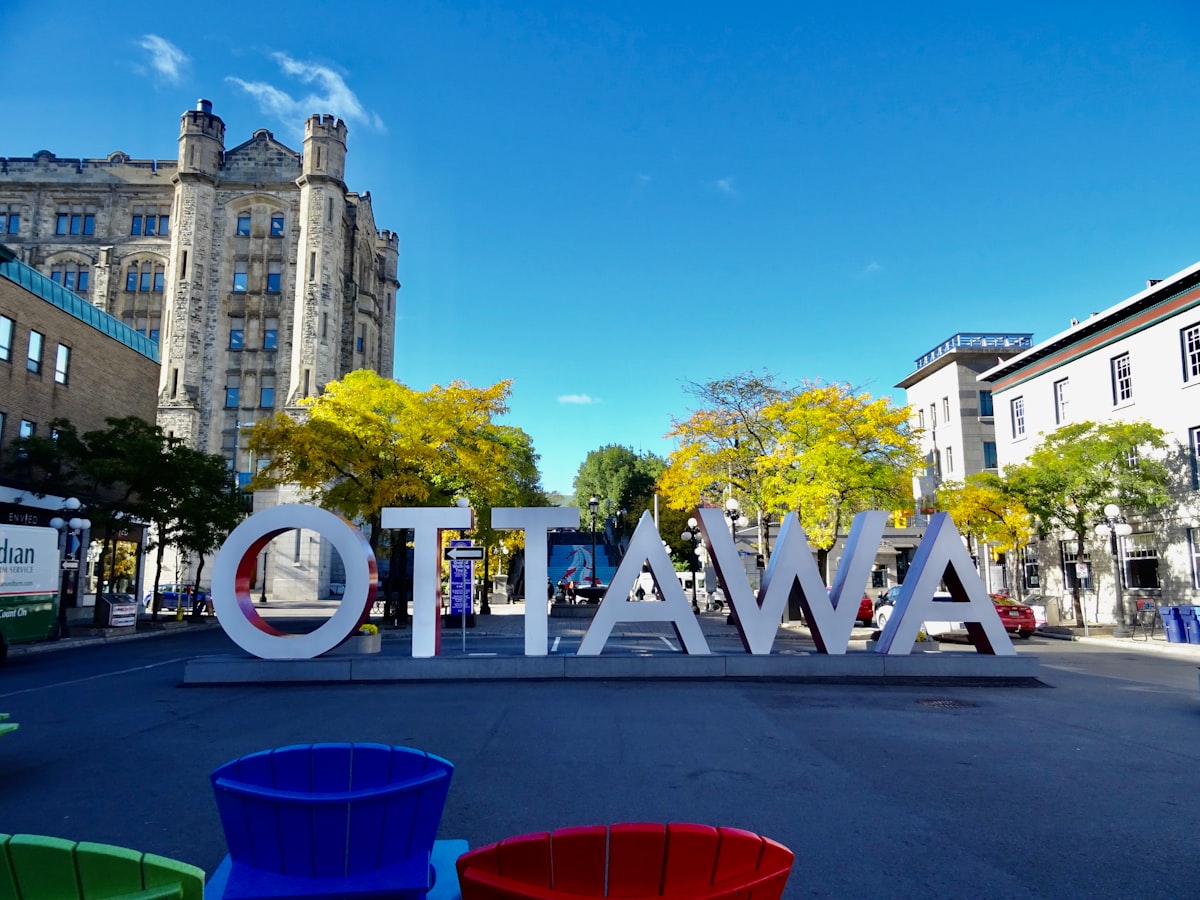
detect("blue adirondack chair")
[206,743,466,900]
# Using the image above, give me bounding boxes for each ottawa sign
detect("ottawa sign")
[211,504,1015,660]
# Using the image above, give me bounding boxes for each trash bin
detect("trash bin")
[1159,606,1186,643]
[1181,606,1200,645]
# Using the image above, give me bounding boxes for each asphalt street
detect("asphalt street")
[1,621,1198,899]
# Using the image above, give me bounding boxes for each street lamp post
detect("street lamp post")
[259,547,268,604]
[1095,503,1133,638]
[680,517,702,613]
[49,497,90,640]
[724,498,749,623]
[588,496,599,587]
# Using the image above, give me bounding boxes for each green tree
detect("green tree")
[658,372,794,554]
[171,446,247,610]
[759,383,920,580]
[572,445,664,534]
[936,472,1034,598]
[1004,420,1170,625]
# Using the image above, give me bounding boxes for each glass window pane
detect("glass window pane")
[237,214,251,236]
[126,268,138,291]
[154,270,164,292]
[159,215,169,235]
[82,214,95,235]
[140,268,152,292]
[233,272,247,292]
[270,215,284,236]
[55,345,70,384]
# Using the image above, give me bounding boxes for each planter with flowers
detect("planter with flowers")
[355,623,381,654]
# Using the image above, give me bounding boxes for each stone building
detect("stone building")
[0,99,397,482]
[0,100,398,595]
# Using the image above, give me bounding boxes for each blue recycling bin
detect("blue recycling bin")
[1177,606,1200,644]
[1159,606,1186,643]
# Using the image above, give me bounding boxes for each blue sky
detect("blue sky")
[5,1,1200,495]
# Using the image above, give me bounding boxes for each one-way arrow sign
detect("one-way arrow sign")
[444,546,484,561]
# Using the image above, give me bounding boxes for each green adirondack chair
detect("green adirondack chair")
[0,713,16,737]
[0,834,204,900]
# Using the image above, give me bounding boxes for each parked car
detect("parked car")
[856,593,874,627]
[992,595,1037,638]
[142,583,208,612]
[874,587,1037,638]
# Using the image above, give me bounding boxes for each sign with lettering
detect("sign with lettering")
[211,504,1013,660]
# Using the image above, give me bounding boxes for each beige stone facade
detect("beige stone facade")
[0,100,398,483]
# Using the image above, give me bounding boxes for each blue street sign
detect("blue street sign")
[448,539,474,616]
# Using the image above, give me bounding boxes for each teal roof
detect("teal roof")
[0,242,159,363]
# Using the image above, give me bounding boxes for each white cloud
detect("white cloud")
[714,176,739,197]
[859,260,881,277]
[558,394,599,405]
[138,35,188,84]
[227,53,384,131]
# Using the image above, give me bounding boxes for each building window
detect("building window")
[1190,426,1200,490]
[1060,540,1092,592]
[236,214,251,236]
[260,375,275,408]
[49,261,90,294]
[131,204,169,236]
[1053,378,1069,425]
[26,330,43,374]
[19,420,34,439]
[1020,546,1040,591]
[942,397,950,420]
[356,325,365,353]
[944,446,953,475]
[263,317,279,350]
[0,315,13,361]
[1122,533,1160,590]
[270,214,285,237]
[148,317,160,344]
[225,376,240,409]
[929,404,937,428]
[0,204,19,234]
[266,261,282,293]
[124,261,164,292]
[229,318,245,350]
[55,204,95,236]
[233,262,248,292]
[1010,397,1025,438]
[1183,323,1200,383]
[54,344,70,385]
[917,409,925,430]
[983,441,997,469]
[0,411,4,446]
[979,390,993,417]
[1189,529,1200,589]
[1111,353,1133,404]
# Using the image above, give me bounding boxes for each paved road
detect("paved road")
[1,626,1198,898]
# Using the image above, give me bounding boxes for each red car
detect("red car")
[857,594,874,627]
[993,596,1037,638]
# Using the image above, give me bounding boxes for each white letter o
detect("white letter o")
[211,504,378,659]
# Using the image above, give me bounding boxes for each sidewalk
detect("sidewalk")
[16,599,1200,664]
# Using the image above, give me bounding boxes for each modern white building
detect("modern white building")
[895,333,1033,592]
[982,265,1200,625]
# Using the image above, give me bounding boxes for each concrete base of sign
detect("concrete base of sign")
[183,652,1040,686]
[550,603,599,618]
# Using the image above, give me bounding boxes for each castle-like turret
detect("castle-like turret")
[302,114,347,182]
[178,98,225,177]
[289,115,350,405]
